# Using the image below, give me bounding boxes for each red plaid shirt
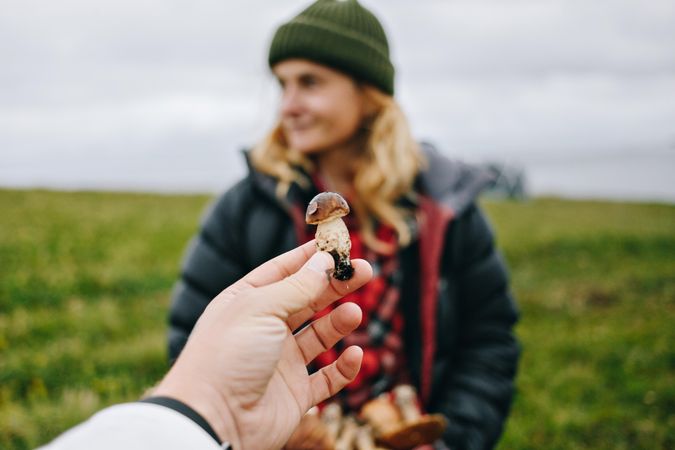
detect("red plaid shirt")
[308,213,409,411]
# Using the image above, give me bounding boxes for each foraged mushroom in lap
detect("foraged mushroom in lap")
[360,385,447,450]
[305,192,354,281]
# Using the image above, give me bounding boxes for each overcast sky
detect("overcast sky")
[1,0,674,200]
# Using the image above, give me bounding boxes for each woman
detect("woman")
[168,1,520,449]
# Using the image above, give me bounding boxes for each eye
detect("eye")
[299,74,320,88]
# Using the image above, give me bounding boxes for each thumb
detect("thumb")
[252,251,334,319]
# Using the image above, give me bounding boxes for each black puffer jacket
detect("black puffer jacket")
[168,145,520,450]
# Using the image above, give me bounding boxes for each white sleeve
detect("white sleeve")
[38,403,223,450]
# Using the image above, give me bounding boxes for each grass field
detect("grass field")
[1,189,673,449]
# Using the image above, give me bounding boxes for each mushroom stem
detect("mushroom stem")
[335,417,358,450]
[315,217,353,281]
[355,425,377,450]
[393,385,421,423]
[322,403,343,442]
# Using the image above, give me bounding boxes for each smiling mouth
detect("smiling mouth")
[284,120,315,132]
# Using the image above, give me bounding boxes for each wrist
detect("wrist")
[153,372,241,449]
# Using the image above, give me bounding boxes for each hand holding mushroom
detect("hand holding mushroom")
[306,192,354,281]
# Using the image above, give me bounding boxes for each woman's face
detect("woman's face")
[273,59,367,155]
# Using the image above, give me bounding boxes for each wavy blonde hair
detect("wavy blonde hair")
[250,85,426,253]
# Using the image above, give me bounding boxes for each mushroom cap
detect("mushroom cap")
[306,192,350,225]
[377,415,447,450]
[360,396,403,435]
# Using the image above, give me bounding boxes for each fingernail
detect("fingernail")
[306,252,333,273]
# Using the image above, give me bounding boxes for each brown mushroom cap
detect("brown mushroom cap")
[306,192,350,225]
[360,396,403,436]
[377,415,447,450]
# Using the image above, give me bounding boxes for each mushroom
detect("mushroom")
[355,425,388,450]
[359,385,447,450]
[360,395,402,436]
[335,417,359,450]
[284,408,335,450]
[305,192,354,281]
[392,385,420,423]
[322,402,343,443]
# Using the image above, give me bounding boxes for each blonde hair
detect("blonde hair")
[250,85,426,253]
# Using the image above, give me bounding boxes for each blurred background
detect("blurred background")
[2,0,674,199]
[1,0,674,449]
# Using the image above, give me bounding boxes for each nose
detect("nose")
[280,85,303,117]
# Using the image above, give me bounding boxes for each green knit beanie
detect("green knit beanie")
[268,0,395,95]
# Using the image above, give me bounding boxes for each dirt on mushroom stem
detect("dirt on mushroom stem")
[329,249,354,281]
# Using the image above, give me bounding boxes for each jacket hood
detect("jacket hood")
[416,142,495,216]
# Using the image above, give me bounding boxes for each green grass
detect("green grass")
[1,189,674,449]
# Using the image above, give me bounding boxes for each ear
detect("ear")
[359,85,379,119]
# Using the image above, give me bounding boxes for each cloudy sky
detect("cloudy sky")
[1,0,674,200]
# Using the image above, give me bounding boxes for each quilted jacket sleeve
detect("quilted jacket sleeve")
[167,184,249,364]
[439,204,521,450]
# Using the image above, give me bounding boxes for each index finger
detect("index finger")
[229,241,321,291]
[287,258,372,331]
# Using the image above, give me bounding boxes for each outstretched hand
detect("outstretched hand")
[154,241,373,449]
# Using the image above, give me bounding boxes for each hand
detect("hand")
[154,241,373,450]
